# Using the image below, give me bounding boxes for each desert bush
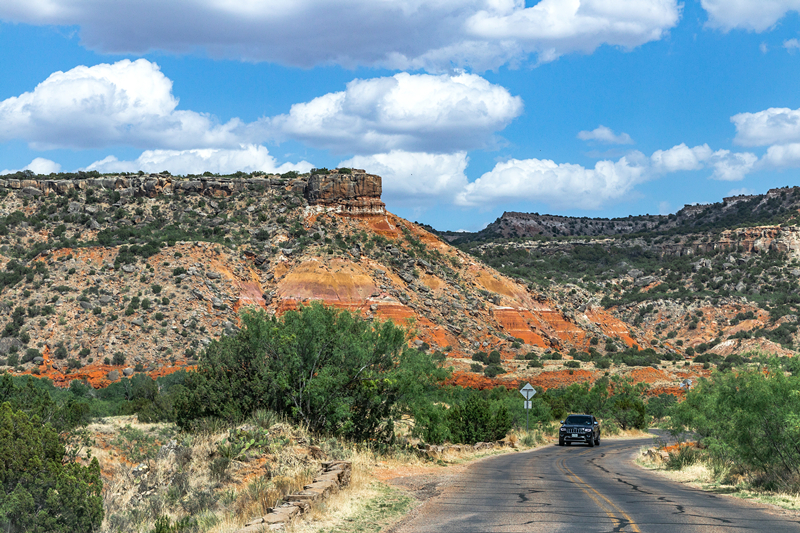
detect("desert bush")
[666,445,700,470]
[177,304,448,443]
[646,393,678,419]
[447,394,512,444]
[471,351,488,364]
[0,403,103,532]
[670,361,800,489]
[484,364,506,378]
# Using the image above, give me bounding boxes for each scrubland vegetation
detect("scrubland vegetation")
[5,290,800,530]
[660,357,800,491]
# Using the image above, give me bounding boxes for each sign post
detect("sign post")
[519,383,537,432]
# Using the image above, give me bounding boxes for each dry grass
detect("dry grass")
[638,449,800,512]
[603,428,654,440]
[86,412,553,533]
[86,414,337,533]
[289,450,398,533]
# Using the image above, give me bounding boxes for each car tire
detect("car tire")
[588,437,594,448]
[559,439,564,446]
[595,436,600,446]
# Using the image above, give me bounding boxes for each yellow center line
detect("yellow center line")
[555,451,641,533]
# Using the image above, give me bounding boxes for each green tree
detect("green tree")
[178,304,448,442]
[606,376,649,430]
[0,403,103,532]
[447,393,512,444]
[670,362,800,488]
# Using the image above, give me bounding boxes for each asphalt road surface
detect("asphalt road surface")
[392,435,800,533]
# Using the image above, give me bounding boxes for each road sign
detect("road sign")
[520,383,536,400]
[520,383,537,431]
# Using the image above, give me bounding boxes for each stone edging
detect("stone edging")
[236,461,352,532]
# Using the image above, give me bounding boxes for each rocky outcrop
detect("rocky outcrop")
[0,170,386,215]
[470,224,800,260]
[304,170,385,216]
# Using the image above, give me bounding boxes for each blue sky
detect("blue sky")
[2,1,800,231]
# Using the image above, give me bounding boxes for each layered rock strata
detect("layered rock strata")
[304,171,385,216]
[0,169,386,215]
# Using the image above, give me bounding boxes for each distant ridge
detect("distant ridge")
[430,186,800,243]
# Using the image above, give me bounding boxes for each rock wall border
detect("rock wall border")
[236,461,352,532]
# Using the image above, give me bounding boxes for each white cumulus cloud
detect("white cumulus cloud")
[339,150,468,206]
[701,0,800,32]
[0,0,682,71]
[785,38,800,52]
[732,107,800,146]
[650,143,757,180]
[762,143,800,168]
[707,150,758,181]
[454,140,760,209]
[0,61,521,156]
[82,145,312,176]
[271,72,523,154]
[650,143,712,172]
[1,157,62,175]
[0,59,261,150]
[466,0,681,64]
[577,125,634,144]
[455,154,649,209]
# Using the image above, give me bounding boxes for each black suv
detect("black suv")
[558,414,600,447]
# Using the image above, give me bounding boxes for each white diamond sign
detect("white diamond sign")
[520,383,536,400]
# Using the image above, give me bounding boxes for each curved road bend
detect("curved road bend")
[392,436,800,533]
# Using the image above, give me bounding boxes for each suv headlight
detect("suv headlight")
[584,428,591,432]
[559,428,566,432]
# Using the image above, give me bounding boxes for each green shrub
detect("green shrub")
[471,351,488,364]
[0,403,103,532]
[447,394,512,444]
[669,362,800,489]
[646,393,678,419]
[666,445,700,471]
[176,304,448,443]
[594,358,612,369]
[22,348,41,364]
[564,360,580,368]
[484,364,506,378]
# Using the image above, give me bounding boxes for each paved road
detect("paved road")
[393,436,800,532]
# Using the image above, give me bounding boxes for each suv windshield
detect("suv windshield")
[564,415,592,426]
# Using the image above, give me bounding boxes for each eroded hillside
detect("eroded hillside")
[0,169,713,394]
[457,190,800,371]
